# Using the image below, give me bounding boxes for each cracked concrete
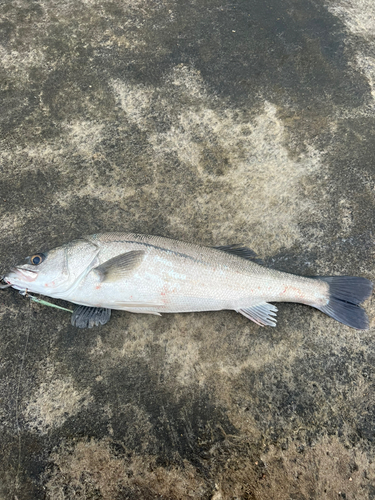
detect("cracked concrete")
[1,0,375,498]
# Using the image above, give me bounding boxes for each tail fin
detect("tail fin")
[313,276,373,330]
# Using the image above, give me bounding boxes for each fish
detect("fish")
[0,233,372,329]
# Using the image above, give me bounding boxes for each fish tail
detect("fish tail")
[313,276,373,330]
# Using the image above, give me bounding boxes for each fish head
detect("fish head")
[3,238,99,296]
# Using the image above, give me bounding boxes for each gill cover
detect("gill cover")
[54,238,100,294]
[4,238,100,296]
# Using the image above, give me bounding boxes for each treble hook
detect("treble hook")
[0,281,12,289]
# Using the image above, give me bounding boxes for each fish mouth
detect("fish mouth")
[9,267,38,283]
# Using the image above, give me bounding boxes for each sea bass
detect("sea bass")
[1,233,372,329]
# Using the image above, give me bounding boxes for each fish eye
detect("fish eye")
[30,254,45,265]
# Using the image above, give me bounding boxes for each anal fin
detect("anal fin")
[237,302,278,327]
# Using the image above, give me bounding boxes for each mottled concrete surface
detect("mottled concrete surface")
[1,0,375,498]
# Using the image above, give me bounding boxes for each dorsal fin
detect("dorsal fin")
[214,244,264,264]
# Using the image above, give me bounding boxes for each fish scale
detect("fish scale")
[75,235,316,310]
[1,233,372,329]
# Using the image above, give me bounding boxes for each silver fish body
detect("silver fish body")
[2,233,372,329]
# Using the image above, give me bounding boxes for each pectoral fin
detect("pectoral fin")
[71,306,112,328]
[94,250,145,283]
[237,303,278,327]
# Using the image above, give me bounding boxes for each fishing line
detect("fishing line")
[16,289,73,313]
[1,280,72,494]
[14,296,32,495]
[26,293,73,313]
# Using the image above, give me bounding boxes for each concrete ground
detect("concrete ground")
[1,0,375,498]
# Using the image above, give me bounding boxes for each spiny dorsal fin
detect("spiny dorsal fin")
[71,306,111,328]
[94,250,145,282]
[214,244,264,264]
[237,303,278,327]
